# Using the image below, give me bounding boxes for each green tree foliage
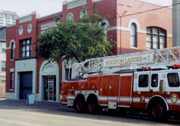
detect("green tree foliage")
[36,13,112,62]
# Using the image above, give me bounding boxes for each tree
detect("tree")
[36,13,113,63]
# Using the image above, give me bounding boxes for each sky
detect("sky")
[0,0,63,17]
[0,0,172,17]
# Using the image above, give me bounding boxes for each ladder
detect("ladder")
[71,47,180,78]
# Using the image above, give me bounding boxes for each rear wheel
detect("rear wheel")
[87,96,99,114]
[149,101,168,121]
[74,96,85,113]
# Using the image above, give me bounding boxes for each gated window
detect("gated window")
[11,42,15,59]
[1,61,6,71]
[139,75,149,87]
[130,23,137,47]
[151,74,158,87]
[10,72,14,90]
[146,27,166,50]
[21,39,31,58]
[168,73,180,87]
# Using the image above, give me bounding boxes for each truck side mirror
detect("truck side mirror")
[159,80,164,93]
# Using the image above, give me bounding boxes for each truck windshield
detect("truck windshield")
[167,73,180,87]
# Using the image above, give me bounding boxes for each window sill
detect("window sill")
[10,59,14,61]
[130,46,139,50]
[9,89,14,92]
[15,57,37,61]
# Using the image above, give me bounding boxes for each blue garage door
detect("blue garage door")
[20,72,32,100]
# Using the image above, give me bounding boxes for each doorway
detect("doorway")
[43,76,56,101]
[19,72,32,100]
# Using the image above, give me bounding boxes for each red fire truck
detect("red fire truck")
[61,47,180,121]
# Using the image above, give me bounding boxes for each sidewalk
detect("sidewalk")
[0,99,70,111]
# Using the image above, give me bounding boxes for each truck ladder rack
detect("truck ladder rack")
[71,47,180,78]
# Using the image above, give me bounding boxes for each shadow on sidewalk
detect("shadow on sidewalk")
[0,99,69,110]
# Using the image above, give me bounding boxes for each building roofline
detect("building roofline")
[38,11,63,20]
[6,24,16,28]
[16,11,36,20]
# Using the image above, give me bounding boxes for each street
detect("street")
[0,101,179,126]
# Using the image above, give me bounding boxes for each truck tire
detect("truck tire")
[148,101,168,121]
[87,96,99,114]
[74,96,85,113]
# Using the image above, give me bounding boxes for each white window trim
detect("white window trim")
[9,39,16,49]
[128,18,140,32]
[67,13,74,22]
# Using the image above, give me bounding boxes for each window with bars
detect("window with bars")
[11,42,15,59]
[10,72,14,90]
[146,27,166,50]
[130,23,137,47]
[21,39,32,58]
[1,61,6,71]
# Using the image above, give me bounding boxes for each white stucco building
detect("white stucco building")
[0,10,18,27]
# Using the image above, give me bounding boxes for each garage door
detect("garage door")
[20,72,32,100]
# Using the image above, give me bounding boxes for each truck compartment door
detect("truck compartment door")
[118,74,133,107]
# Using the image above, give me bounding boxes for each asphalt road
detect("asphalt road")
[0,105,179,126]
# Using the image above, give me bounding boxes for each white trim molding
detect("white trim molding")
[107,26,172,38]
[93,0,103,2]
[6,39,16,50]
[167,34,173,38]
[39,60,60,102]
[108,26,146,34]
[128,19,141,32]
[15,59,37,100]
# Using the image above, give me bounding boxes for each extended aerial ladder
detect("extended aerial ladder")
[71,47,180,79]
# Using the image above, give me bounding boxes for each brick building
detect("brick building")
[6,0,172,102]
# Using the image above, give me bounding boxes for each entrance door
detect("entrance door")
[48,81,54,101]
[20,72,32,100]
[43,76,56,101]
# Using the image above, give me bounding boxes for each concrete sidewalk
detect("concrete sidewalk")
[0,99,70,110]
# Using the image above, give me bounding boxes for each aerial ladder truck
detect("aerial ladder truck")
[61,46,180,120]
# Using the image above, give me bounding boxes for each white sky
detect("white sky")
[0,0,63,17]
[0,0,172,17]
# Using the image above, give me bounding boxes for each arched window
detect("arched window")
[146,27,167,49]
[10,42,15,59]
[80,9,87,19]
[130,23,137,47]
[67,13,74,22]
